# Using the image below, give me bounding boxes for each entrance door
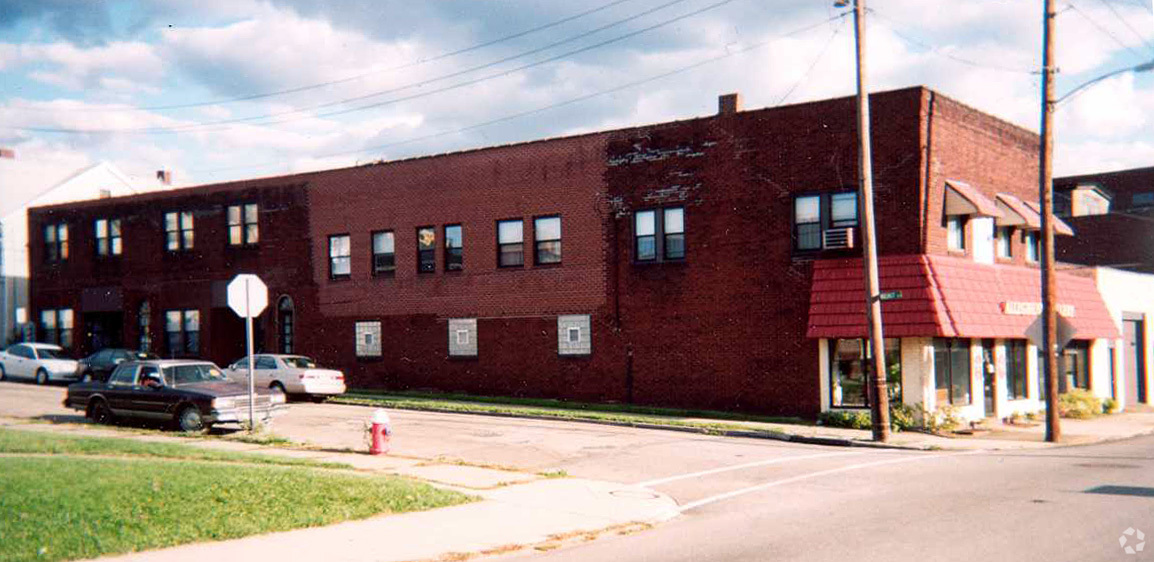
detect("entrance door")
[84,312,124,354]
[1124,319,1146,408]
[982,339,996,417]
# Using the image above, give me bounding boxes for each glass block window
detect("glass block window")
[448,318,477,357]
[557,315,591,356]
[355,321,382,357]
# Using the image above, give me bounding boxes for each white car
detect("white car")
[0,343,82,385]
[226,354,346,401]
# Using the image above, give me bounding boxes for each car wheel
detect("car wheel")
[270,381,288,401]
[177,406,206,433]
[35,368,49,385]
[89,400,114,425]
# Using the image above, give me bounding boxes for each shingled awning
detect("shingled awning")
[807,255,1118,340]
[944,180,1003,218]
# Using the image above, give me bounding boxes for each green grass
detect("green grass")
[0,428,344,470]
[0,456,473,562]
[331,390,807,437]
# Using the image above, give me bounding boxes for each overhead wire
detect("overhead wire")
[775,16,845,105]
[1067,1,1149,58]
[1092,0,1154,53]
[866,8,1037,75]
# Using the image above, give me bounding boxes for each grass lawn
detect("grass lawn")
[0,432,473,562]
[0,428,343,469]
[332,390,809,437]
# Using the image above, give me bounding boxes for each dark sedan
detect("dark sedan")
[65,359,287,432]
[76,349,159,382]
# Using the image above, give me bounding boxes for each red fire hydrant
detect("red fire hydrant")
[369,409,391,455]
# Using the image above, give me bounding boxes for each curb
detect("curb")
[328,399,934,451]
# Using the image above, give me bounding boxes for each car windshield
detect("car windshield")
[163,364,228,385]
[36,348,68,360]
[282,356,317,369]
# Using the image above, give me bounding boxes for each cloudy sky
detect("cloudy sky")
[0,0,1151,207]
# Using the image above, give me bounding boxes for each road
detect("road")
[4,381,1153,561]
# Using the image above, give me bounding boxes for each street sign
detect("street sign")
[879,290,903,301]
[1025,313,1078,351]
[226,274,267,432]
[227,274,268,318]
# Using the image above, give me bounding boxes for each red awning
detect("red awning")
[995,193,1041,229]
[944,180,1003,218]
[1021,200,1075,236]
[807,254,1119,340]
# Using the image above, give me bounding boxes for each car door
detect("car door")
[255,355,278,387]
[11,345,34,378]
[131,365,173,419]
[105,364,139,414]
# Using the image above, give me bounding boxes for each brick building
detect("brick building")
[27,86,1141,419]
[1055,165,1154,274]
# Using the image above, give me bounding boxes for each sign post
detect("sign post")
[227,274,268,431]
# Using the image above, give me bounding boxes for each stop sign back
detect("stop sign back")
[227,274,268,318]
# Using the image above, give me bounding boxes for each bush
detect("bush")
[817,410,872,430]
[1058,389,1101,419]
[889,403,917,432]
[914,403,962,433]
[1102,397,1119,415]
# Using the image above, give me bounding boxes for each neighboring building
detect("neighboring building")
[1056,166,1154,273]
[28,86,1135,419]
[1,162,139,345]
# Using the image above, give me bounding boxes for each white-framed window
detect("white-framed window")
[497,219,524,267]
[1024,231,1040,263]
[558,315,591,356]
[329,234,351,279]
[635,206,686,262]
[996,226,1013,259]
[355,321,382,357]
[95,219,122,256]
[448,318,477,357]
[165,211,194,251]
[947,216,967,251]
[228,204,259,246]
[534,216,562,265]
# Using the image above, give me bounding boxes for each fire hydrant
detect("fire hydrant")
[369,409,391,455]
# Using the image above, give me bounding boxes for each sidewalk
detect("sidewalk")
[0,419,679,562]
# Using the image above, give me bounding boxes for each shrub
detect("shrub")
[817,410,871,430]
[889,403,917,432]
[1102,397,1119,415]
[914,403,962,433]
[1058,389,1101,419]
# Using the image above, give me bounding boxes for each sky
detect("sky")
[0,0,1152,210]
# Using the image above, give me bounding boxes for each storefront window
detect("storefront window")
[830,338,902,408]
[933,338,971,406]
[1061,341,1090,392]
[1007,340,1028,399]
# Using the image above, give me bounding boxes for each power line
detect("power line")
[192,11,851,178]
[1067,1,1148,58]
[1093,0,1154,53]
[11,0,722,135]
[775,17,845,105]
[867,8,1036,74]
[8,0,642,113]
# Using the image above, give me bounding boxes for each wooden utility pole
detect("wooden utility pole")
[849,0,890,441]
[1040,0,1061,443]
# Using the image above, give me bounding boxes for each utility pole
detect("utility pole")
[845,0,890,441]
[1039,0,1061,443]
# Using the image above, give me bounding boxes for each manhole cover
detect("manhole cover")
[610,489,663,500]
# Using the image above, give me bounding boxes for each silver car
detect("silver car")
[227,354,346,402]
[0,343,81,385]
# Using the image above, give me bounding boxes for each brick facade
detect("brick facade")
[27,86,1046,417]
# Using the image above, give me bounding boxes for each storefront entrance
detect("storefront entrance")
[1124,318,1147,409]
[981,339,996,417]
[83,312,123,354]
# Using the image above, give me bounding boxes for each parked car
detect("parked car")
[77,349,160,382]
[0,343,81,385]
[64,359,287,432]
[226,354,346,401]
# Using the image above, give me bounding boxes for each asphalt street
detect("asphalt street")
[4,381,1153,561]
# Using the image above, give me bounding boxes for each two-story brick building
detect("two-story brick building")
[27,86,1138,419]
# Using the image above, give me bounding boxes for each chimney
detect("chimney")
[99,189,112,199]
[718,93,741,115]
[156,170,172,185]
[0,147,15,159]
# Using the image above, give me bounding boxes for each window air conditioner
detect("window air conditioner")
[822,227,855,250]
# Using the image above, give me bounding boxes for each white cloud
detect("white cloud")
[1,41,164,91]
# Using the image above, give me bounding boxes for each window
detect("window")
[372,231,395,275]
[933,338,971,406]
[165,310,199,356]
[95,219,122,256]
[445,225,463,271]
[534,216,562,265]
[1061,341,1090,392]
[165,211,194,251]
[497,220,524,267]
[829,338,902,408]
[278,296,294,354]
[138,301,151,352]
[635,210,656,261]
[228,204,259,246]
[39,309,73,348]
[663,208,685,260]
[947,216,966,251]
[1132,192,1154,208]
[255,356,277,370]
[355,321,381,357]
[634,207,685,262]
[329,234,351,279]
[1024,231,1039,263]
[1007,340,1028,399]
[417,227,436,273]
[109,364,137,386]
[793,192,857,251]
[448,318,477,357]
[44,223,68,262]
[996,226,1013,259]
[558,315,592,356]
